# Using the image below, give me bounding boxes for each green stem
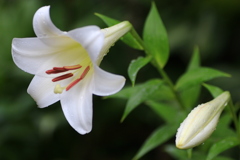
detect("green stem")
[130,28,186,110]
[130,28,146,50]
[228,99,240,141]
[156,66,186,110]
[187,149,192,159]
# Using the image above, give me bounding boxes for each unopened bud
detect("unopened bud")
[176,91,230,149]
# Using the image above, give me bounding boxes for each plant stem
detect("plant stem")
[156,66,186,110]
[130,28,145,50]
[187,149,192,159]
[228,99,240,141]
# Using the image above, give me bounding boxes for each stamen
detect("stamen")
[52,73,73,82]
[64,64,82,70]
[46,67,68,74]
[80,66,90,79]
[53,67,68,71]
[66,79,81,91]
[66,66,90,91]
[46,64,82,74]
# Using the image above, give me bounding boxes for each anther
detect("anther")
[64,65,82,70]
[52,73,73,82]
[46,64,82,74]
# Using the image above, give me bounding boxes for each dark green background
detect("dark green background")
[0,0,240,159]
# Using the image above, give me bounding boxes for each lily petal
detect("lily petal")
[27,75,60,108]
[33,6,64,37]
[67,26,104,63]
[12,38,87,75]
[12,38,60,74]
[61,79,93,134]
[92,65,125,96]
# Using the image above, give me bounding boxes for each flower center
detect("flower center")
[46,64,90,93]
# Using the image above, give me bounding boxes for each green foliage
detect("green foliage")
[179,46,201,109]
[146,101,180,123]
[105,2,239,159]
[176,67,230,92]
[143,2,169,68]
[128,56,152,86]
[203,83,224,98]
[119,79,165,121]
[133,124,179,160]
[206,137,240,160]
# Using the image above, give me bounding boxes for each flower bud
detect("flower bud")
[98,21,131,64]
[175,91,230,149]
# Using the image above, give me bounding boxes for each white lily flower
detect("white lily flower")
[175,91,230,149]
[11,6,131,134]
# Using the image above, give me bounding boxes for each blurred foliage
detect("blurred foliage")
[0,0,240,159]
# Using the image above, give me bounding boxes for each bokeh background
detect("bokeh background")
[0,0,240,159]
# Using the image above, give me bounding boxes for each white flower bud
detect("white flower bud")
[175,91,230,149]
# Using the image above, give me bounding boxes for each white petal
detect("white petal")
[179,113,221,149]
[60,80,93,134]
[12,38,88,75]
[33,6,64,37]
[27,75,60,108]
[67,26,104,63]
[12,38,57,74]
[92,65,125,96]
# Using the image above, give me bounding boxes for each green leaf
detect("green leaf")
[180,47,201,108]
[145,100,183,123]
[95,13,143,50]
[187,46,200,71]
[107,80,171,101]
[128,56,152,86]
[175,67,230,92]
[202,83,224,98]
[148,83,175,101]
[106,87,134,99]
[206,137,240,160]
[165,145,189,160]
[143,2,169,68]
[121,79,164,121]
[212,113,236,138]
[133,124,178,160]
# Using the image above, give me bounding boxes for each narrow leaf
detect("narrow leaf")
[202,83,223,98]
[206,137,240,160]
[133,124,178,160]
[128,56,152,86]
[148,82,175,101]
[212,113,236,138]
[187,46,200,71]
[121,79,164,121]
[180,47,201,108]
[146,100,182,123]
[176,67,230,92]
[165,145,189,160]
[106,86,134,99]
[95,13,143,50]
[143,2,169,68]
